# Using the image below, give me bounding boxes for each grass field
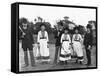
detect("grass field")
[19,40,96,72]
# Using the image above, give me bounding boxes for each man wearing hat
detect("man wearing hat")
[53,27,63,65]
[83,24,93,66]
[21,21,35,67]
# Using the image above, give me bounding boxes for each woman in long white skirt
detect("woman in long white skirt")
[72,27,84,64]
[59,28,71,64]
[37,24,50,64]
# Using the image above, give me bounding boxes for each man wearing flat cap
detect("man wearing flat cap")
[21,21,35,67]
[53,27,63,65]
[83,24,93,66]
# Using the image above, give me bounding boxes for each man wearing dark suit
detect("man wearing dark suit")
[53,29,63,65]
[83,24,93,66]
[21,22,35,67]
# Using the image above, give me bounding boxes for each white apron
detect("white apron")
[59,34,71,61]
[39,39,49,57]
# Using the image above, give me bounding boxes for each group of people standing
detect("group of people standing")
[54,25,93,66]
[20,22,93,68]
[54,27,84,65]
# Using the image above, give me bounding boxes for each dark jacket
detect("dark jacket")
[54,30,63,46]
[83,32,93,47]
[22,27,34,46]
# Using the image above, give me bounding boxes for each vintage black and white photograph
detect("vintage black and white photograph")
[18,3,97,72]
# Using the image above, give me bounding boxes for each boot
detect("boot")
[29,50,35,67]
[23,51,29,68]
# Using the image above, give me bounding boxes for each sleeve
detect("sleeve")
[79,34,83,44]
[72,35,75,43]
[46,31,49,43]
[89,34,93,46]
[83,34,86,45]
[30,31,34,44]
[19,28,23,39]
[54,31,58,38]
[37,31,40,44]
[28,28,34,44]
[31,28,35,44]
[60,34,64,44]
[68,35,71,43]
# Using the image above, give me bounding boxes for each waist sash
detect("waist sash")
[62,40,69,42]
[40,37,46,39]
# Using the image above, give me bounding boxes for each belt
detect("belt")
[62,40,69,41]
[40,37,46,39]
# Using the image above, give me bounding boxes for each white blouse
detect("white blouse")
[61,34,71,43]
[37,31,49,43]
[72,34,83,43]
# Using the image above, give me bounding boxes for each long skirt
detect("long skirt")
[73,41,84,61]
[39,39,50,61]
[59,41,71,61]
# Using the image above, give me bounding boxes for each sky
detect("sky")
[19,4,96,27]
